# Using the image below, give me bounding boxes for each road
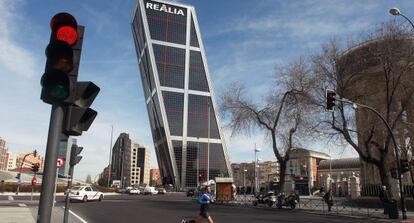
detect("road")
[61,193,381,223]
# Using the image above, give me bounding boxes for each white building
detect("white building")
[6,152,16,170]
[131,143,151,186]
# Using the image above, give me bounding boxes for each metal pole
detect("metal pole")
[16,153,31,195]
[207,102,210,182]
[107,125,113,188]
[31,171,36,201]
[63,164,74,223]
[37,105,64,223]
[338,98,407,219]
[52,168,58,211]
[197,138,200,187]
[254,143,257,195]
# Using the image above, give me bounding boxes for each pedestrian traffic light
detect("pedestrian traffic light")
[41,12,81,105]
[70,144,83,166]
[326,89,336,112]
[31,164,39,173]
[401,159,410,173]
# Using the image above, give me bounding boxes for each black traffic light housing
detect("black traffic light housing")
[41,13,80,105]
[326,89,336,112]
[31,164,40,173]
[40,12,100,136]
[401,159,410,173]
[70,144,83,166]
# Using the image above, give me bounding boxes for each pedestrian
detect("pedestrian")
[196,185,214,223]
[323,189,333,211]
[379,185,390,214]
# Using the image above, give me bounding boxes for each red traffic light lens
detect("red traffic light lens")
[56,26,78,46]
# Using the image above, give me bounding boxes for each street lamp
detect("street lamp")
[389,8,414,30]
[243,169,247,193]
[254,146,261,194]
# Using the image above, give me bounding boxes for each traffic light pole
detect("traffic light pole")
[63,164,74,223]
[37,105,64,223]
[336,98,406,220]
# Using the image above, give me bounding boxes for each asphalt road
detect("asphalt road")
[52,193,383,223]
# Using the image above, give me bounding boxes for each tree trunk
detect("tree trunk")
[279,161,287,193]
[377,162,394,199]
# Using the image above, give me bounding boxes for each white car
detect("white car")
[143,186,158,195]
[69,186,104,202]
[129,188,140,195]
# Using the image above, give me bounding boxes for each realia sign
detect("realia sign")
[145,1,185,16]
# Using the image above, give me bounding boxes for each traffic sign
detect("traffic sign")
[57,158,65,168]
[32,177,37,186]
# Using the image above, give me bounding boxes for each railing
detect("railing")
[217,195,389,219]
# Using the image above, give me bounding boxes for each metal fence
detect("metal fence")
[219,195,389,219]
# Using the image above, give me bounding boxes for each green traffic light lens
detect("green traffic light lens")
[49,84,69,99]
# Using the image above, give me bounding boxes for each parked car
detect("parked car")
[129,188,140,195]
[157,188,166,195]
[115,187,126,193]
[144,186,158,195]
[69,186,104,202]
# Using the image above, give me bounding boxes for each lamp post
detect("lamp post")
[254,145,261,194]
[243,169,247,193]
[389,8,414,30]
[257,158,262,192]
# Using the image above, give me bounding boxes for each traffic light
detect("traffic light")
[63,82,100,136]
[40,12,100,136]
[31,164,40,173]
[326,89,336,112]
[41,12,80,105]
[16,173,21,179]
[70,144,83,166]
[401,159,410,173]
[33,150,37,158]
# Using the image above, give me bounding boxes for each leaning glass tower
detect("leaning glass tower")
[131,0,232,189]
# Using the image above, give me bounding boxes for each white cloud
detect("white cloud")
[0,1,38,78]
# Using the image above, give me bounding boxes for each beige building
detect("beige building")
[131,143,151,186]
[285,148,330,195]
[337,37,414,197]
[0,137,7,170]
[258,161,280,189]
[318,158,361,197]
[6,152,17,170]
[231,162,255,189]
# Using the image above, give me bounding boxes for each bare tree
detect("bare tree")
[310,21,414,198]
[220,59,314,192]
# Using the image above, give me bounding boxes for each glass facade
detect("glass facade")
[132,0,231,189]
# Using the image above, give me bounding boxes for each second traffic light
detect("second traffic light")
[31,164,40,173]
[325,89,336,112]
[70,144,83,166]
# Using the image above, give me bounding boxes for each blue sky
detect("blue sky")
[0,0,413,181]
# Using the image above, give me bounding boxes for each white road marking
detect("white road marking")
[18,203,27,207]
[62,207,88,223]
[7,196,14,201]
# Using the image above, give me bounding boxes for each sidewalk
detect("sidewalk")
[0,205,86,223]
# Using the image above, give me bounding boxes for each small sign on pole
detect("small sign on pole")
[57,158,65,168]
